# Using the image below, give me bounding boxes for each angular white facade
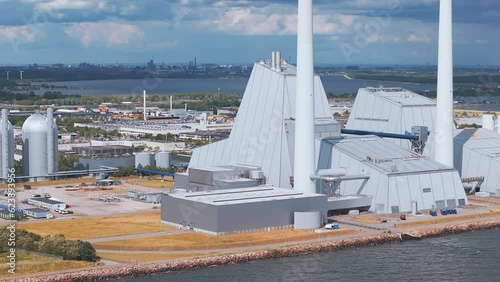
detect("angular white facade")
[190,61,333,189]
[319,136,468,213]
[454,128,500,194]
[347,87,437,157]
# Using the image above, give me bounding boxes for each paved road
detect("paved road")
[88,230,187,243]
[95,227,381,255]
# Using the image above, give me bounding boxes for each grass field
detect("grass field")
[0,251,93,277]
[18,212,172,240]
[0,178,95,189]
[396,210,500,228]
[92,229,360,251]
[97,252,217,263]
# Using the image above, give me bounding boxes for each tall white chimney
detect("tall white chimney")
[143,90,147,121]
[170,95,173,114]
[271,51,276,69]
[435,0,454,167]
[276,51,282,71]
[47,107,54,175]
[294,0,316,194]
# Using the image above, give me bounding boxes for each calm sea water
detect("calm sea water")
[32,76,436,96]
[118,229,500,282]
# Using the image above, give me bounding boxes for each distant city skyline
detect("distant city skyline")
[0,0,498,66]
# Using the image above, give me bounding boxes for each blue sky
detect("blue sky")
[0,0,498,66]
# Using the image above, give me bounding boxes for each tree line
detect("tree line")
[0,227,97,261]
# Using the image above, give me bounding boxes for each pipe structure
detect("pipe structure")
[143,90,147,121]
[46,107,54,175]
[310,174,370,182]
[294,0,316,194]
[341,128,419,141]
[435,0,454,167]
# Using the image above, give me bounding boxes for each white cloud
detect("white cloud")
[407,34,431,43]
[0,25,39,43]
[475,39,488,45]
[64,22,144,47]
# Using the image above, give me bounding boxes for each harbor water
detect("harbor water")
[118,228,500,282]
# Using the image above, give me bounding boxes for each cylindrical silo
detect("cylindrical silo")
[22,109,59,179]
[0,109,14,180]
[294,211,322,229]
[155,152,171,169]
[23,113,49,177]
[482,114,495,131]
[135,152,155,168]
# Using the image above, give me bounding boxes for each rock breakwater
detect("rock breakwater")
[14,219,500,282]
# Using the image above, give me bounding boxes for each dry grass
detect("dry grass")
[97,252,216,263]
[92,229,360,251]
[126,178,175,189]
[396,210,500,228]
[0,178,95,189]
[18,212,172,240]
[0,252,93,277]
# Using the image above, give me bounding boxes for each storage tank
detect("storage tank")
[155,152,171,169]
[22,109,59,178]
[135,152,155,168]
[482,114,495,131]
[0,109,14,180]
[294,211,322,229]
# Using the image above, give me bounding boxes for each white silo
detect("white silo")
[155,152,171,169]
[135,152,155,168]
[482,114,495,131]
[22,108,59,179]
[0,109,14,181]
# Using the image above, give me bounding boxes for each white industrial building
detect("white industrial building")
[27,198,66,210]
[163,55,468,234]
[347,87,437,158]
[162,0,469,235]
[454,128,500,195]
[347,87,500,195]
[23,208,52,219]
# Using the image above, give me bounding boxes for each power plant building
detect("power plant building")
[162,0,470,235]
[348,88,500,196]
[347,87,437,157]
[162,56,468,234]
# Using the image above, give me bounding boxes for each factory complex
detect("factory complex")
[161,0,499,236]
[1,0,499,243]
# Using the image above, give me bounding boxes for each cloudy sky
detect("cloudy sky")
[0,0,498,66]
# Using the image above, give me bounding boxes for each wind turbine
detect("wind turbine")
[5,71,10,80]
[19,70,24,80]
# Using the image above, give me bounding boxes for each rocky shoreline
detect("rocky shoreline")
[14,219,500,282]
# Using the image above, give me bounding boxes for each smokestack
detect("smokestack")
[47,107,54,175]
[170,95,173,114]
[143,90,147,121]
[276,51,282,71]
[1,109,8,179]
[434,0,454,167]
[294,0,316,194]
[185,102,187,111]
[271,51,276,69]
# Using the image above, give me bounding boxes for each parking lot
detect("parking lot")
[0,179,165,220]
